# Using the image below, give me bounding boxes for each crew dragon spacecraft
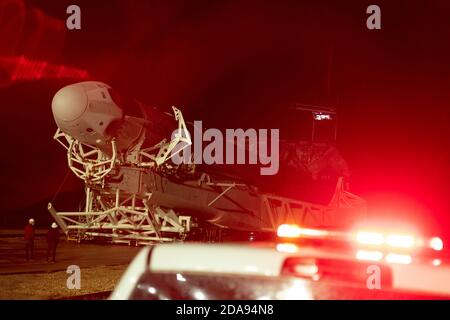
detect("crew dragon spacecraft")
[48,81,366,244]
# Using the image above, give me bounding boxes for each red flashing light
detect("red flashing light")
[7,56,89,81]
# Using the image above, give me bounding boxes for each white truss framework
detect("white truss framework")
[50,106,194,244]
[48,188,191,245]
[53,129,117,183]
[137,106,192,168]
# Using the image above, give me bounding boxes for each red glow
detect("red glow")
[1,56,89,82]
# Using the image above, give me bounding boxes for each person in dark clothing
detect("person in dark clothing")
[24,218,35,261]
[46,222,60,263]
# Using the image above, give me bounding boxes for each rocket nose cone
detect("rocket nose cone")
[51,84,88,122]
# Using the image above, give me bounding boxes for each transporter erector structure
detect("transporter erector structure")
[48,81,365,244]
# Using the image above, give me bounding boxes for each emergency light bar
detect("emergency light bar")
[276,224,444,265]
[355,230,443,252]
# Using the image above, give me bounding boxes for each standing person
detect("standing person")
[24,218,35,261]
[46,222,60,263]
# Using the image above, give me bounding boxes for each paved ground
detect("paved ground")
[0,230,142,299]
[0,230,141,274]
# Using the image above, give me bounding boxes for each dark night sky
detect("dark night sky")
[0,0,449,235]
